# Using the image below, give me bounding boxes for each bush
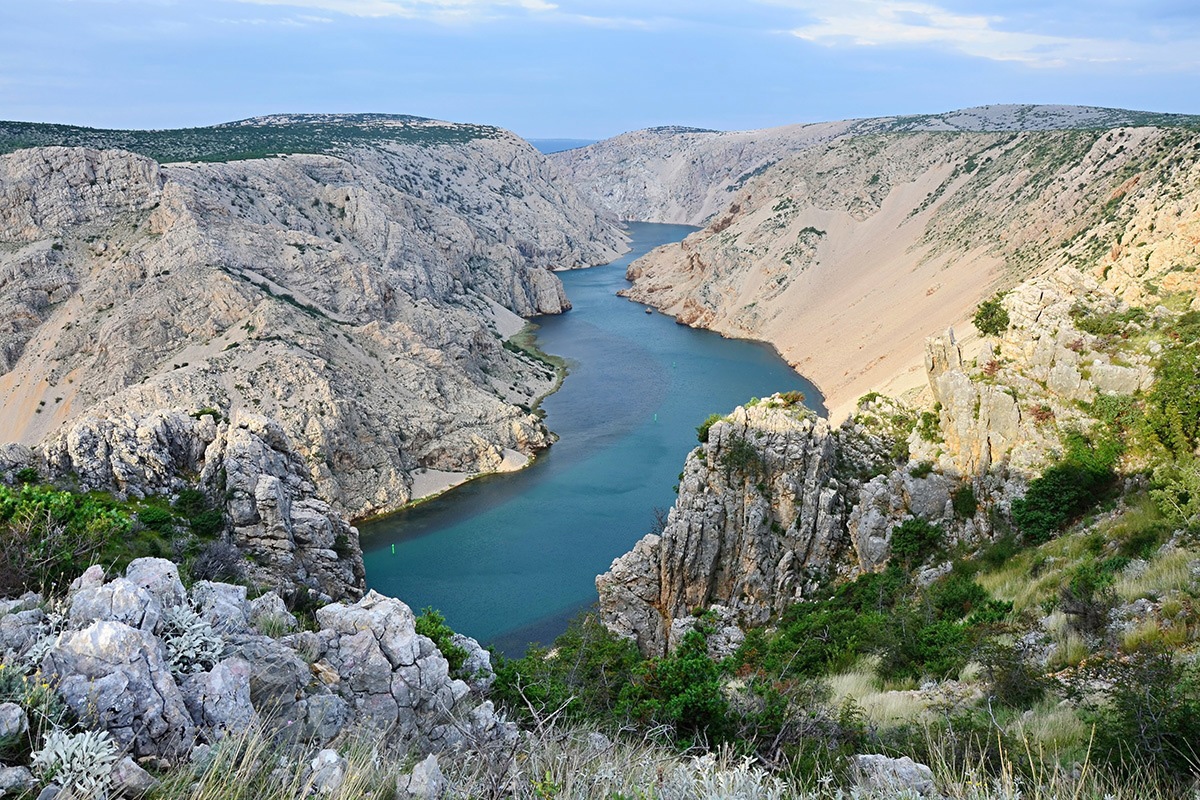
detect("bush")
[696,413,723,443]
[493,614,642,725]
[1011,432,1118,544]
[890,519,942,567]
[975,638,1049,710]
[952,485,978,518]
[719,436,763,476]
[1070,649,1200,781]
[1145,343,1200,455]
[928,573,988,619]
[137,504,175,532]
[13,467,37,485]
[415,607,469,674]
[619,630,728,743]
[0,485,131,594]
[917,408,942,442]
[877,615,969,681]
[972,295,1010,336]
[1151,456,1200,531]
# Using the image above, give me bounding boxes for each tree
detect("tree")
[972,294,1010,337]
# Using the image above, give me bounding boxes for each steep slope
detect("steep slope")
[560,120,1200,417]
[552,105,1200,226]
[0,115,624,598]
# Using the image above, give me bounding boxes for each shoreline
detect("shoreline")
[353,320,569,525]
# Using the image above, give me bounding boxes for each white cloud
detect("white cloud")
[774,0,1181,68]
[227,0,557,20]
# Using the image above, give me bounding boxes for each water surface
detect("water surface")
[360,222,824,653]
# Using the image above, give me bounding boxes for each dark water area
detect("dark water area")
[360,222,824,655]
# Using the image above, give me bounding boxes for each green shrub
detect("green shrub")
[890,519,942,567]
[696,413,722,443]
[1011,432,1118,544]
[972,295,1010,336]
[908,461,934,479]
[928,573,988,619]
[719,436,763,476]
[976,638,1048,710]
[0,485,131,594]
[917,408,942,442]
[1070,649,1200,782]
[952,485,978,518]
[619,630,728,743]
[493,614,642,725]
[414,607,469,674]
[137,505,175,532]
[1152,456,1200,531]
[1145,343,1200,455]
[13,468,38,485]
[878,615,969,681]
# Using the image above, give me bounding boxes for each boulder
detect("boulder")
[0,703,28,740]
[852,754,937,797]
[68,578,161,632]
[181,658,259,741]
[41,620,195,761]
[124,558,187,611]
[111,756,158,797]
[0,766,34,796]
[397,754,446,800]
[307,749,347,795]
[191,582,250,634]
[248,591,297,635]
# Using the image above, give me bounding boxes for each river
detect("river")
[359,222,824,654]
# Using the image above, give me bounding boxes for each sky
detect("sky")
[2,0,1200,139]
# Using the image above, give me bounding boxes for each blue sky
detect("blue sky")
[3,0,1199,138]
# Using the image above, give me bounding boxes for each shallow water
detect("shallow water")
[359,222,824,654]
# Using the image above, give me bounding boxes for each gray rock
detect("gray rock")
[397,754,445,800]
[181,658,259,741]
[248,592,297,635]
[111,756,158,797]
[191,582,250,634]
[0,702,28,740]
[41,620,196,761]
[852,754,937,797]
[67,565,105,595]
[307,749,347,795]
[34,786,59,800]
[68,578,161,632]
[449,633,495,692]
[0,766,34,795]
[124,558,187,611]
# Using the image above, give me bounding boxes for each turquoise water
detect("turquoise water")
[359,222,824,654]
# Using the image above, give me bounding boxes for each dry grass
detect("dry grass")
[827,661,930,725]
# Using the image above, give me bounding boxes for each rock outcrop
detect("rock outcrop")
[597,394,963,655]
[17,558,514,764]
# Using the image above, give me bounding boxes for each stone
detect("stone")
[124,558,187,611]
[450,633,495,692]
[397,754,446,800]
[41,620,196,761]
[0,766,34,795]
[852,754,937,797]
[68,578,161,633]
[191,582,250,634]
[248,591,297,635]
[34,786,58,800]
[307,749,347,795]
[0,703,28,740]
[181,658,259,742]
[111,756,159,797]
[68,565,105,595]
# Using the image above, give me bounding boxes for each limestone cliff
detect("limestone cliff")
[554,108,1200,417]
[597,393,965,655]
[0,115,624,598]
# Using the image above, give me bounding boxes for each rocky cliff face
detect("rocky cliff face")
[0,118,624,598]
[554,109,1200,416]
[597,393,966,655]
[598,251,1176,655]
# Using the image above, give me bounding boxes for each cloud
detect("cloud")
[774,0,1190,69]
[227,0,558,20]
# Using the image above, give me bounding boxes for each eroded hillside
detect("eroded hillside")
[0,116,624,597]
[557,115,1200,416]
